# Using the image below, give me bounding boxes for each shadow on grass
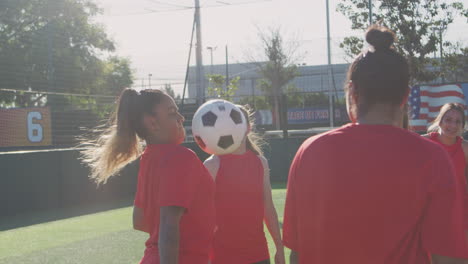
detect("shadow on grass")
[0,197,134,231]
[2,182,288,231]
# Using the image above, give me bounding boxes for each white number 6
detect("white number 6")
[28,111,43,143]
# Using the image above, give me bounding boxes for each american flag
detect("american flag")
[409,84,466,132]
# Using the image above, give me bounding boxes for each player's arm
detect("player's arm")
[431,254,464,264]
[283,147,302,264]
[422,148,468,262]
[260,156,285,264]
[290,250,299,264]
[132,206,149,233]
[159,206,185,264]
[462,141,468,188]
[203,155,220,181]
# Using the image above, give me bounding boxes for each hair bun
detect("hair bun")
[365,25,395,51]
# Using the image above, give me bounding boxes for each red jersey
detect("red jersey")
[429,132,466,186]
[134,144,216,264]
[283,123,468,264]
[429,132,468,227]
[211,151,269,264]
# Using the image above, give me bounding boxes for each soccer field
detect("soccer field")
[0,184,289,264]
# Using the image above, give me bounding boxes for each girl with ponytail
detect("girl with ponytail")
[81,89,215,264]
[204,105,285,264]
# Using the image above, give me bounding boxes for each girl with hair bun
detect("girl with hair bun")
[283,25,468,264]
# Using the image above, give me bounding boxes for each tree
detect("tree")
[101,56,134,95]
[237,95,271,110]
[337,0,468,83]
[283,84,303,108]
[0,0,134,107]
[253,27,299,129]
[162,83,181,101]
[163,84,175,98]
[207,74,240,101]
[443,44,468,82]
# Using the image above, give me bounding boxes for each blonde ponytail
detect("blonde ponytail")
[237,105,266,157]
[80,89,166,184]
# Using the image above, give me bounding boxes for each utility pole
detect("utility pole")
[432,26,446,83]
[369,0,373,25]
[148,73,152,89]
[194,0,205,105]
[326,0,334,127]
[181,13,196,108]
[225,45,229,91]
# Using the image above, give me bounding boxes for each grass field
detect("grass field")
[0,183,289,264]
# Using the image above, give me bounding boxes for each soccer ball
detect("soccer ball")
[192,100,247,155]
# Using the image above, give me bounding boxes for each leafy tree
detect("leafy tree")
[163,83,176,98]
[238,96,271,110]
[337,0,468,83]
[206,74,240,101]
[253,27,299,129]
[0,0,134,107]
[101,56,133,95]
[443,44,468,82]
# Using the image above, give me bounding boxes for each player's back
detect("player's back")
[283,123,467,264]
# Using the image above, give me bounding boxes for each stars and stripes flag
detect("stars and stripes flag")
[409,84,466,132]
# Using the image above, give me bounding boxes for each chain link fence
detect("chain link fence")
[0,78,349,151]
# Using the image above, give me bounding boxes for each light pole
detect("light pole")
[194,0,205,104]
[326,0,334,128]
[432,26,447,83]
[206,46,217,74]
[369,0,373,25]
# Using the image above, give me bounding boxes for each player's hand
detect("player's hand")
[274,249,285,264]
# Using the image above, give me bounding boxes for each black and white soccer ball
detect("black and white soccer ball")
[192,100,247,155]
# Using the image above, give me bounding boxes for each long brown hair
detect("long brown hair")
[345,25,410,117]
[427,103,466,134]
[80,89,167,184]
[237,105,266,156]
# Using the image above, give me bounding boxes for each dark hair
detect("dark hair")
[81,88,168,184]
[345,25,410,116]
[118,89,167,139]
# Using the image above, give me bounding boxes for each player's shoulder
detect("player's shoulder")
[398,130,442,152]
[257,155,268,164]
[421,133,430,138]
[203,155,220,179]
[256,155,269,168]
[204,155,220,166]
[413,132,440,148]
[298,125,351,152]
[412,133,454,162]
[461,137,468,146]
[169,144,199,161]
[461,138,468,152]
